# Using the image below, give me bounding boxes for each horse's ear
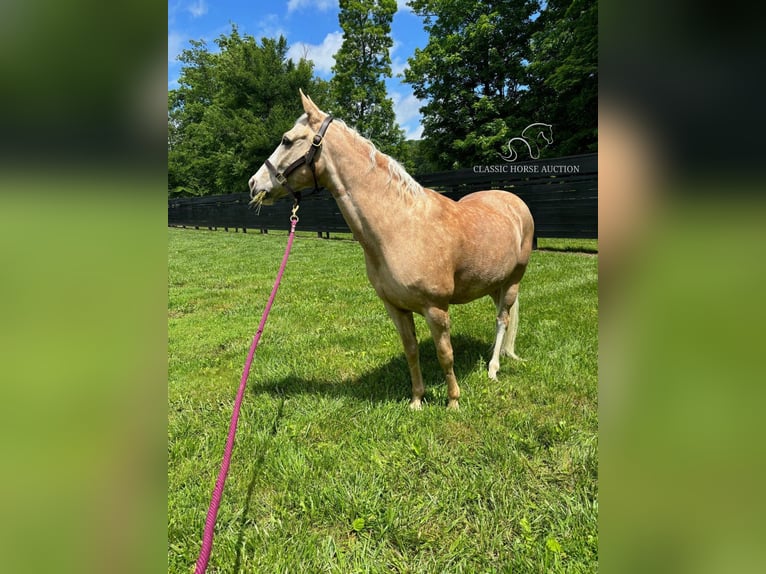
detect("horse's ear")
[300,89,324,127]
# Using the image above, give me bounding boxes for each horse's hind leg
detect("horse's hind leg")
[501,294,523,361]
[424,306,460,410]
[488,283,520,380]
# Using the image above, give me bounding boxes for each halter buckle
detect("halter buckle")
[312,134,323,147]
[275,173,287,185]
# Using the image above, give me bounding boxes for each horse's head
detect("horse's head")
[528,123,554,147]
[249,90,332,207]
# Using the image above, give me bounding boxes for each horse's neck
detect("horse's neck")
[322,137,415,249]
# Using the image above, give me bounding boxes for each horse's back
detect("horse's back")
[457,189,532,217]
[456,190,534,257]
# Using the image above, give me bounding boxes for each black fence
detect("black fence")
[168,153,597,240]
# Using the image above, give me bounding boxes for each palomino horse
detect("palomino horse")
[249,91,534,409]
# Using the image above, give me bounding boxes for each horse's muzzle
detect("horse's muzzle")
[248,175,258,197]
[248,172,271,205]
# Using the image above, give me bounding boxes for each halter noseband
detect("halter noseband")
[263,115,334,207]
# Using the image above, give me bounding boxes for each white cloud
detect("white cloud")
[391,57,408,77]
[253,14,288,41]
[287,0,335,13]
[168,1,181,25]
[396,0,414,13]
[286,31,343,76]
[392,92,422,125]
[168,32,185,64]
[392,91,424,140]
[187,0,208,18]
[402,123,423,140]
[390,39,408,76]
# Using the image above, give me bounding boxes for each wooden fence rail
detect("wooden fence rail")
[168,153,597,240]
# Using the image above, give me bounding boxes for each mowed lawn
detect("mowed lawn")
[168,228,598,573]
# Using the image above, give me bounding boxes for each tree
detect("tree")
[331,0,405,156]
[405,0,597,169]
[405,0,541,169]
[400,139,440,174]
[168,26,330,197]
[526,0,597,156]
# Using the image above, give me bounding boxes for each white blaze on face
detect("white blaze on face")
[248,147,281,204]
[248,115,310,203]
[249,152,276,193]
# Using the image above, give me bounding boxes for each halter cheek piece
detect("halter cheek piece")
[263,115,334,207]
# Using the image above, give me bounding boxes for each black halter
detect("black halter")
[263,115,334,207]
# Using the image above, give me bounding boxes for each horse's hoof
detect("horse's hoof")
[409,398,423,410]
[447,399,460,410]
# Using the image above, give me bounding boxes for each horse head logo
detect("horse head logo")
[499,123,554,162]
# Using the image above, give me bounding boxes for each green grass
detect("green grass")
[536,238,597,253]
[168,228,597,573]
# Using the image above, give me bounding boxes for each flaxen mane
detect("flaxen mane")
[333,118,425,200]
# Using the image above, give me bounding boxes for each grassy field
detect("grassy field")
[168,228,597,573]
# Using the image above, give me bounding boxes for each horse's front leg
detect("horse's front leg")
[424,306,460,409]
[383,301,424,409]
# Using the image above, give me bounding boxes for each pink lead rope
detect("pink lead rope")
[194,210,299,574]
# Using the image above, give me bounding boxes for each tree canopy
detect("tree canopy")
[405,0,540,169]
[405,0,597,169]
[526,0,597,156]
[168,26,330,197]
[167,3,597,195]
[331,0,405,156]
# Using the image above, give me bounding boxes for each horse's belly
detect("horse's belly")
[364,254,455,310]
[450,268,510,304]
[450,243,527,303]
[450,284,491,304]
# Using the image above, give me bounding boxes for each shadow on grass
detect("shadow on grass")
[228,336,490,564]
[233,397,286,573]
[536,245,598,254]
[250,334,493,406]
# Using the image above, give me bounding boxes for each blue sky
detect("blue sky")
[168,0,428,139]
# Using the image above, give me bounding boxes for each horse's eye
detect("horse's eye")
[281,136,292,147]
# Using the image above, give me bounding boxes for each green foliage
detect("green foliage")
[400,139,441,174]
[527,0,598,155]
[331,0,405,156]
[167,3,598,193]
[168,26,330,197]
[405,0,597,169]
[168,228,597,572]
[405,0,541,169]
